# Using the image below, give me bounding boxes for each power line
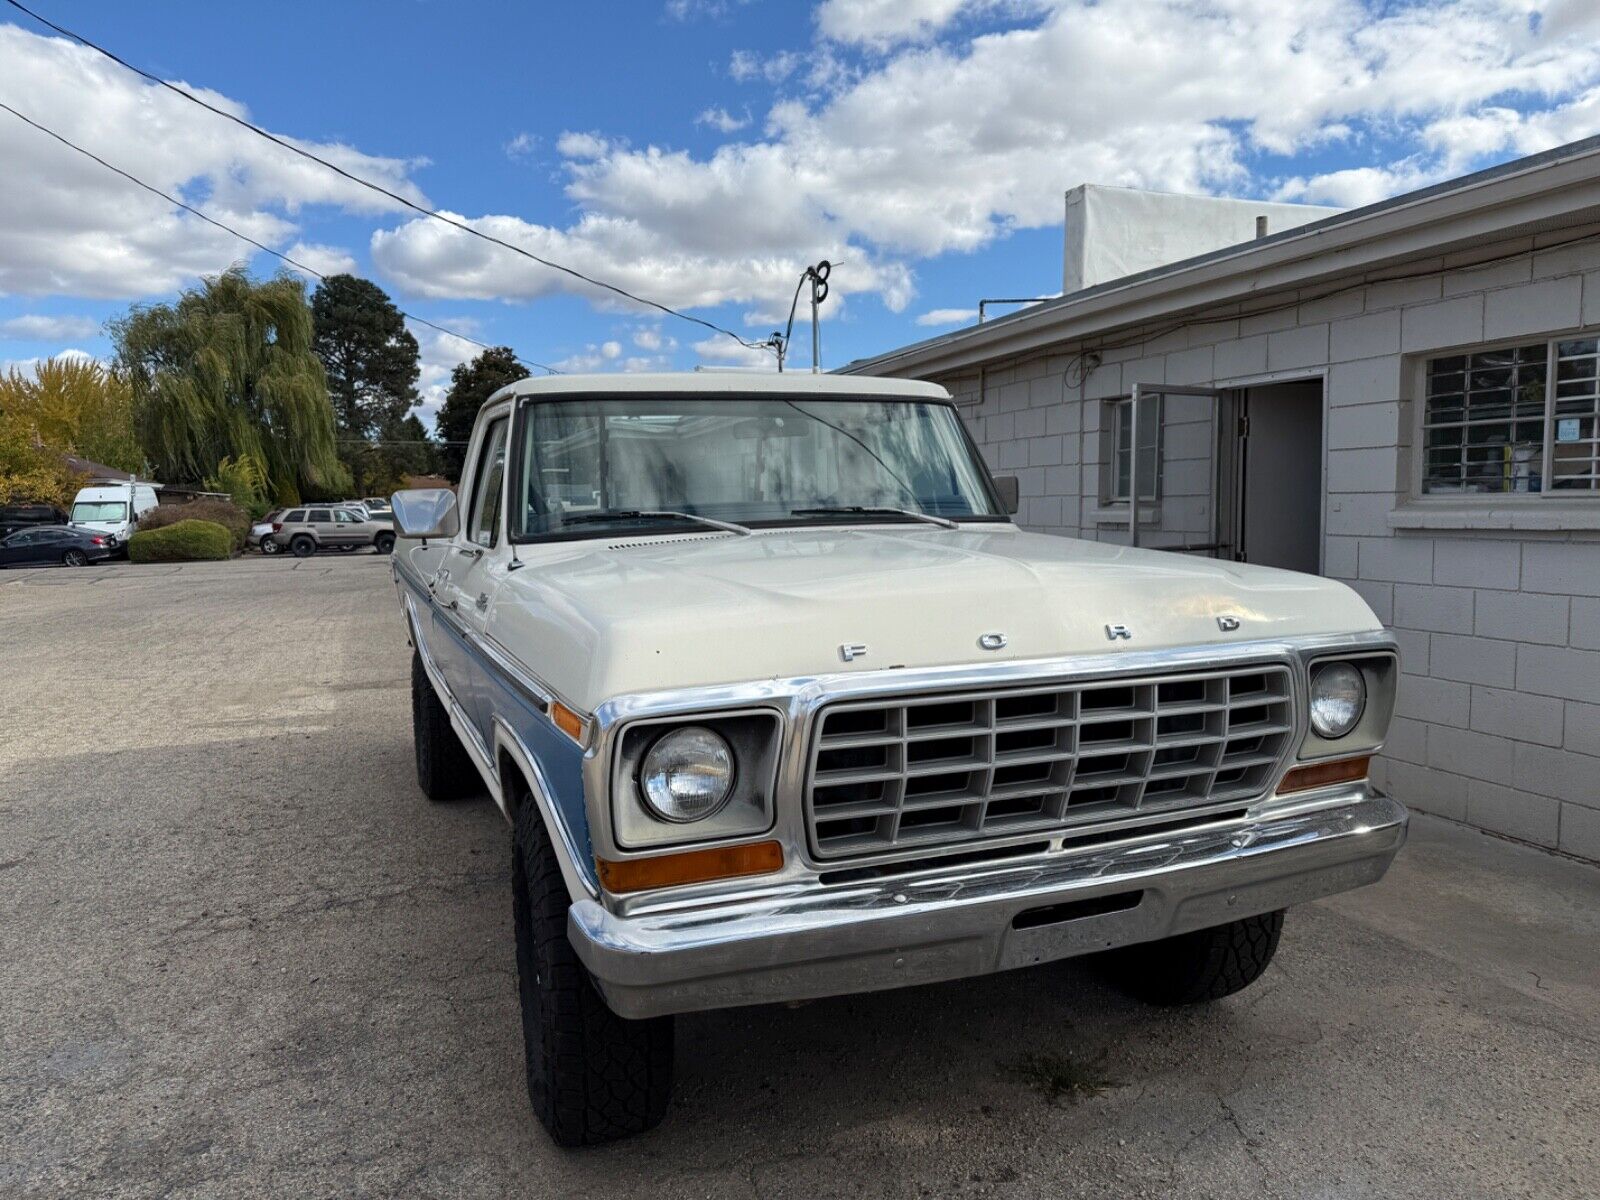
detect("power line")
[5,0,774,358]
[0,99,559,377]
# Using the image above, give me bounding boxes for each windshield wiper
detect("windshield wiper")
[561,509,753,536]
[790,506,959,530]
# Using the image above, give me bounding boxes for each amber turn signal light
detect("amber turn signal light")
[1277,755,1370,795]
[596,840,784,893]
[549,701,587,743]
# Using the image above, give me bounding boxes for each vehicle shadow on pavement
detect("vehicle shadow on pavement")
[6,731,1596,1198]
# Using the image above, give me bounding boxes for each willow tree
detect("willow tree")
[112,267,348,501]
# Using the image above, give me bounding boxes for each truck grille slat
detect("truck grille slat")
[806,664,1296,859]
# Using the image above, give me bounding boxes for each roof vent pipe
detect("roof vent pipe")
[1255,215,1268,239]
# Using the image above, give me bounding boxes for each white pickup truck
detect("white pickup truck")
[390,373,1405,1146]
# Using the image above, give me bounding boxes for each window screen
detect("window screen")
[1423,343,1547,494]
[1553,337,1600,491]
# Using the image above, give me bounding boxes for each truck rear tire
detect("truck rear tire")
[290,534,316,558]
[511,800,673,1147]
[1101,910,1284,1006]
[410,651,479,801]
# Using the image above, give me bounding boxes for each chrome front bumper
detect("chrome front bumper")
[569,785,1408,1018]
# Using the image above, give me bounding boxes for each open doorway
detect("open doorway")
[1227,380,1324,573]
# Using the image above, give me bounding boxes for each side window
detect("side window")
[467,417,510,547]
[308,509,332,523]
[285,509,306,523]
[334,510,355,524]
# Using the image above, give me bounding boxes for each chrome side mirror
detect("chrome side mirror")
[993,475,1021,516]
[390,489,459,540]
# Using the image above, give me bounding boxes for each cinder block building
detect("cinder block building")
[844,138,1600,862]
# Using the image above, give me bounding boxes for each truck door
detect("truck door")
[436,412,512,744]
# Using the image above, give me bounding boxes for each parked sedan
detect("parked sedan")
[0,525,116,568]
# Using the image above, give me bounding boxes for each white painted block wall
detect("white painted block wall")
[931,239,1600,861]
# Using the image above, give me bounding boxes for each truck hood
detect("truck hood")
[485,525,1381,710]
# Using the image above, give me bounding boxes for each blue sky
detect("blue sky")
[3,1,1599,427]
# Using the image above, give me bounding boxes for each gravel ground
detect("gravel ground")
[2,554,1597,1199]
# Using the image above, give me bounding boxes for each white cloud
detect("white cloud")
[1,347,98,377]
[696,106,751,133]
[728,49,801,84]
[370,206,915,316]
[0,25,428,299]
[632,327,675,351]
[504,131,539,159]
[554,341,673,373]
[666,0,749,19]
[0,314,101,341]
[373,1,1600,326]
[915,307,978,327]
[556,131,610,159]
[817,0,991,46]
[691,336,778,369]
[283,241,358,278]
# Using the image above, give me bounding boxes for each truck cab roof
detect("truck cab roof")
[489,372,950,405]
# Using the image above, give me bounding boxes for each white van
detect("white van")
[70,482,161,550]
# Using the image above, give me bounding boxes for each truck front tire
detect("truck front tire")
[1101,910,1284,1005]
[410,651,478,801]
[511,800,673,1147]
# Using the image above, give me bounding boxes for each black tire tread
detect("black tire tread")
[1104,910,1283,1006]
[410,651,478,801]
[512,799,673,1146]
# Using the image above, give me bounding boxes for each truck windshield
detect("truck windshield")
[71,502,128,522]
[512,396,1003,539]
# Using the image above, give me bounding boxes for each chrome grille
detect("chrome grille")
[805,664,1296,859]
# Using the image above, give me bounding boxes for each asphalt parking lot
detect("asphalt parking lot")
[2,554,1598,1199]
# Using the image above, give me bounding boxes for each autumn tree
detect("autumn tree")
[0,356,141,474]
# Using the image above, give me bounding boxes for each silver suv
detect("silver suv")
[270,506,396,557]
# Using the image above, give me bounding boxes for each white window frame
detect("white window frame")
[1101,394,1162,505]
[1413,329,1600,502]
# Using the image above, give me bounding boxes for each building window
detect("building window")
[1105,395,1161,503]
[1422,336,1600,496]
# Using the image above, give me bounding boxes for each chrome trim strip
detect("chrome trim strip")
[569,784,1408,1018]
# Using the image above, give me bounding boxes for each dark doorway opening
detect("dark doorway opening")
[1229,380,1324,573]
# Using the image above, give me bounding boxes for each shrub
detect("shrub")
[141,497,250,550]
[204,453,270,519]
[128,519,232,563]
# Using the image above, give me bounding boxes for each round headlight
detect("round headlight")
[640,726,735,823]
[1309,662,1366,739]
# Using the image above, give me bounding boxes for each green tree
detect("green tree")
[112,267,348,502]
[309,274,425,493]
[435,346,524,480]
[0,356,141,473]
